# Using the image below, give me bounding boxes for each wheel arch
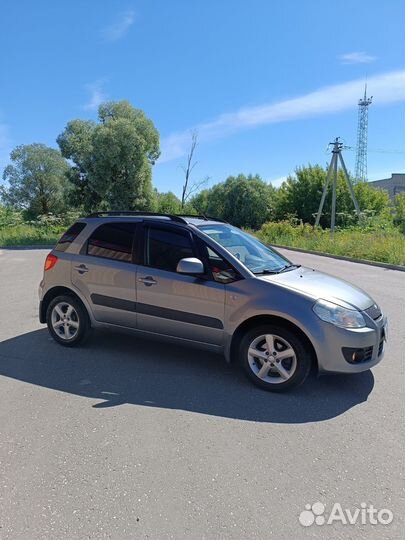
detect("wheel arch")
[229,314,318,370]
[40,286,90,324]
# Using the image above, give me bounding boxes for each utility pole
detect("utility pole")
[354,84,373,182]
[315,138,361,232]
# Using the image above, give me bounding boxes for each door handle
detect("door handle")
[138,276,157,286]
[74,264,89,274]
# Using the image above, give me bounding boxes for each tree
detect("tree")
[57,101,160,212]
[190,174,276,229]
[155,190,182,214]
[180,131,209,209]
[190,188,211,215]
[354,182,390,216]
[274,165,327,224]
[1,143,69,217]
[274,165,391,228]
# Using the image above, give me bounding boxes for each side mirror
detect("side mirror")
[176,257,204,275]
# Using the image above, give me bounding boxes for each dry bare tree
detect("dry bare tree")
[181,131,208,209]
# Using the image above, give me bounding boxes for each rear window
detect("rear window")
[87,222,136,262]
[55,222,87,252]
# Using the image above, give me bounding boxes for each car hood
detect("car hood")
[257,266,374,311]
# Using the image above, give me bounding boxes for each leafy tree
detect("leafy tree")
[274,165,391,228]
[155,191,182,214]
[190,174,276,229]
[57,101,160,212]
[190,188,211,215]
[274,165,327,225]
[1,143,69,217]
[353,182,390,215]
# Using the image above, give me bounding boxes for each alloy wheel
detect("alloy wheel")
[51,301,80,341]
[247,333,297,384]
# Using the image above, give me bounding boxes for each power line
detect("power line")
[346,146,405,155]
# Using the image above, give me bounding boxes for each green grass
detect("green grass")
[0,223,66,247]
[256,221,405,266]
[0,210,80,247]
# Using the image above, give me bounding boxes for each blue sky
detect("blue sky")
[1,0,404,196]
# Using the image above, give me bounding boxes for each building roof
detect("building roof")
[369,173,405,200]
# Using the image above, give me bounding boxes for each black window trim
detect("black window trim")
[82,221,139,264]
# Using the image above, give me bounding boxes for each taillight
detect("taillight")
[44,253,58,271]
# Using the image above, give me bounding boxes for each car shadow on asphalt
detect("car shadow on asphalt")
[0,328,374,423]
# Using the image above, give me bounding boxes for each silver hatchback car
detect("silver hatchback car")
[38,212,387,392]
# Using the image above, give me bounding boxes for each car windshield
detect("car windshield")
[199,224,294,274]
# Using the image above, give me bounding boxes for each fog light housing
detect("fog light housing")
[342,347,373,364]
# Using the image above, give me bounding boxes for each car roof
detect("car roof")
[81,213,227,227]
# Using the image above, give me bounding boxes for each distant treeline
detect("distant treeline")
[1,100,404,233]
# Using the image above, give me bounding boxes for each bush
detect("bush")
[0,206,24,228]
[394,192,405,233]
[0,210,80,246]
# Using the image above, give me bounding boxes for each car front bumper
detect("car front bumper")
[316,315,387,374]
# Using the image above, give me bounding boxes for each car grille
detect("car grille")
[378,328,385,357]
[363,346,373,362]
[364,304,382,321]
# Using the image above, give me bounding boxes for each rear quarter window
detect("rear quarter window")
[86,222,136,262]
[55,222,87,252]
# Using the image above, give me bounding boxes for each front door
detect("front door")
[136,224,225,345]
[72,221,138,328]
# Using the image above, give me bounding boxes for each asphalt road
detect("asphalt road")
[0,247,404,540]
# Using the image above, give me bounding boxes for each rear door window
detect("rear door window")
[87,222,136,263]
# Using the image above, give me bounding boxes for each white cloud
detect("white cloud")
[338,51,377,65]
[159,69,405,163]
[83,80,107,111]
[102,9,135,42]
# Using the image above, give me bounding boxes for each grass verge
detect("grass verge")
[256,222,405,266]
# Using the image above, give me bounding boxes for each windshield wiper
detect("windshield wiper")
[253,268,279,275]
[254,264,301,275]
[277,264,301,273]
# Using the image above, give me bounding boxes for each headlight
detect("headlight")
[313,299,366,328]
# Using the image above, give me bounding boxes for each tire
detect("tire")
[239,324,311,392]
[46,294,90,347]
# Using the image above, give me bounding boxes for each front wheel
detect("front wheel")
[46,295,90,347]
[239,325,312,392]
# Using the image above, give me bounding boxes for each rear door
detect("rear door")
[71,221,138,328]
[136,223,225,345]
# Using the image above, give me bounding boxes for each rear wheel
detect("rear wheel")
[46,295,90,347]
[239,324,311,392]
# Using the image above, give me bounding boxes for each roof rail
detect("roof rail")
[176,214,228,223]
[86,211,187,223]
